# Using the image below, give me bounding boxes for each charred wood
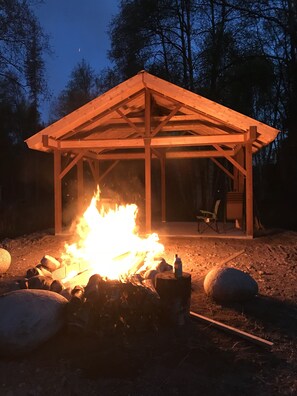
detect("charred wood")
[26,275,53,290]
[156,272,191,326]
[50,279,64,293]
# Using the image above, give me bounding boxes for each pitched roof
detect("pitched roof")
[26,71,279,157]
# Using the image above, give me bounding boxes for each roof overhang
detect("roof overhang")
[26,71,279,159]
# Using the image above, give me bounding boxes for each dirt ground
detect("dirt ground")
[0,228,297,396]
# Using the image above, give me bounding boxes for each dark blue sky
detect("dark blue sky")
[35,0,119,122]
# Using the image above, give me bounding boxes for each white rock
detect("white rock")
[0,289,68,356]
[40,255,61,271]
[204,267,258,303]
[0,248,11,273]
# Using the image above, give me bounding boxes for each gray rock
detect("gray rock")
[204,267,258,303]
[0,289,68,356]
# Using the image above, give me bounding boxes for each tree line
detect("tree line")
[0,0,296,237]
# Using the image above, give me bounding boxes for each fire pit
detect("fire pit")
[19,189,192,336]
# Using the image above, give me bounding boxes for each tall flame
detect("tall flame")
[61,189,164,281]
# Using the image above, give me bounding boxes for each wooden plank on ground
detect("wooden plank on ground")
[219,249,245,266]
[190,310,274,349]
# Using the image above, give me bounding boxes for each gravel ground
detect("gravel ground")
[0,229,297,396]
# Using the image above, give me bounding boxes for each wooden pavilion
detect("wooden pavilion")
[25,71,279,238]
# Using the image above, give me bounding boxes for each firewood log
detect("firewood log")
[18,278,29,289]
[142,278,159,297]
[27,275,53,290]
[128,273,144,287]
[26,267,43,278]
[60,287,72,301]
[36,264,53,278]
[69,285,85,307]
[84,274,102,300]
[143,269,158,285]
[50,279,64,293]
[40,255,61,271]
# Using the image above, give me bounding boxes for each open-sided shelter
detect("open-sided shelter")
[26,71,279,237]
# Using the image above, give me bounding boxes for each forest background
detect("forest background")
[0,0,296,238]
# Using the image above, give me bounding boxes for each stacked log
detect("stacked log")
[19,254,191,335]
[19,255,63,290]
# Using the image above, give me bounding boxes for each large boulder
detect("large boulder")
[0,248,11,273]
[204,267,258,303]
[0,289,68,356]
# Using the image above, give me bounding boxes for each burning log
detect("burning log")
[62,269,94,289]
[26,264,52,279]
[142,278,159,297]
[127,273,144,287]
[143,269,158,284]
[155,271,191,326]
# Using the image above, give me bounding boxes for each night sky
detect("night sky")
[35,0,119,122]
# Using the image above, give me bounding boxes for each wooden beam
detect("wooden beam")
[71,89,145,138]
[94,148,236,161]
[161,155,166,222]
[47,134,245,150]
[190,311,273,348]
[233,147,245,192]
[210,158,234,180]
[86,158,95,180]
[77,158,84,215]
[27,75,144,145]
[245,126,255,237]
[94,160,99,187]
[116,108,144,137]
[160,149,236,159]
[213,144,247,176]
[245,126,257,142]
[59,150,86,180]
[143,72,279,140]
[98,161,119,182]
[145,89,152,233]
[54,150,62,234]
[86,159,100,188]
[151,104,182,136]
[93,113,243,135]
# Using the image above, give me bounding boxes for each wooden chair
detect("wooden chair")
[197,199,221,233]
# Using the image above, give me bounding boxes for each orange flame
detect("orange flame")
[61,189,164,281]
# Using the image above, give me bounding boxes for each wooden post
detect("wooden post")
[145,89,152,233]
[77,158,84,215]
[161,154,166,222]
[54,149,62,234]
[94,160,99,188]
[234,148,245,193]
[245,127,255,237]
